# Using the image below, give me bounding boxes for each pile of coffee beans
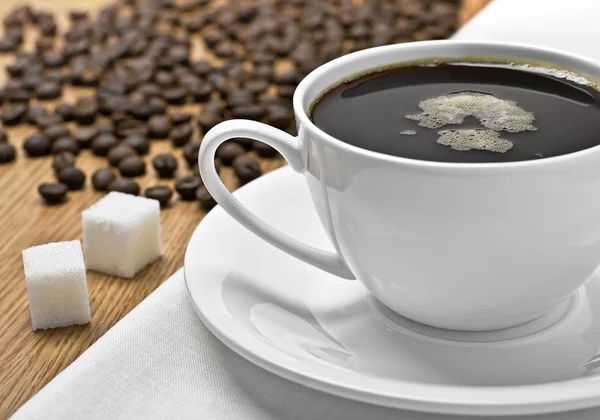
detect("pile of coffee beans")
[0,0,458,209]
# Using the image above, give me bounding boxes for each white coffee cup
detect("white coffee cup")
[199,41,600,331]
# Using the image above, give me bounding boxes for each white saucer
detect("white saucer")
[184,167,600,417]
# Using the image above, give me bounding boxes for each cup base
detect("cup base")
[368,288,582,344]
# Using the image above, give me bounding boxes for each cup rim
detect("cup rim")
[293,40,600,170]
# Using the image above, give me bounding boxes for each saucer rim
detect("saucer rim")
[184,166,600,416]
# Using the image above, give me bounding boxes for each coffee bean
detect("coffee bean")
[38,183,68,205]
[97,122,114,134]
[203,29,224,47]
[26,106,48,124]
[36,80,61,99]
[170,123,193,147]
[275,68,298,85]
[253,141,278,157]
[91,133,118,156]
[191,82,212,102]
[148,115,171,138]
[232,137,254,150]
[197,112,223,134]
[92,167,116,191]
[216,141,246,165]
[231,104,267,120]
[191,60,213,76]
[73,128,96,149]
[0,37,18,53]
[5,88,30,103]
[233,154,262,184]
[175,175,201,200]
[0,143,16,163]
[264,104,293,129]
[155,70,176,86]
[183,142,200,167]
[227,89,254,107]
[35,114,62,128]
[52,151,76,174]
[42,51,65,68]
[22,74,42,91]
[119,155,146,177]
[107,178,140,195]
[23,133,51,157]
[54,103,74,121]
[124,134,150,155]
[35,37,54,54]
[57,167,86,190]
[69,10,89,22]
[196,185,216,209]
[277,85,295,99]
[243,78,269,95]
[3,103,28,125]
[144,185,172,207]
[74,96,98,125]
[40,21,57,37]
[51,137,79,155]
[138,83,161,97]
[0,130,7,143]
[152,153,178,178]
[253,65,273,80]
[44,124,70,142]
[163,86,187,104]
[171,112,192,125]
[108,144,136,167]
[214,42,235,58]
[7,62,26,77]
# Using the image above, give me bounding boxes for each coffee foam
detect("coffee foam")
[400,130,417,135]
[436,129,513,153]
[406,92,538,133]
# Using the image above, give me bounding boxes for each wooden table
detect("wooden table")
[0,0,489,417]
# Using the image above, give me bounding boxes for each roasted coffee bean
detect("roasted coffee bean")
[227,89,254,107]
[73,128,96,149]
[277,85,295,99]
[148,115,171,139]
[163,86,187,104]
[52,151,76,174]
[233,137,254,150]
[92,167,116,191]
[119,155,146,177]
[264,104,293,129]
[35,114,62,128]
[57,167,86,190]
[36,80,61,99]
[197,112,222,134]
[275,68,298,85]
[42,51,65,68]
[171,112,192,125]
[183,142,200,167]
[216,141,245,165]
[155,70,176,86]
[244,78,269,95]
[51,137,79,155]
[97,122,114,134]
[107,178,140,195]
[7,61,26,77]
[203,29,223,47]
[26,106,48,124]
[0,130,7,143]
[231,104,267,120]
[1,103,27,125]
[91,133,118,156]
[233,154,262,184]
[138,83,161,97]
[115,118,148,138]
[73,96,98,125]
[22,74,42,91]
[196,185,216,209]
[0,143,16,163]
[124,134,150,155]
[152,153,178,178]
[35,37,54,54]
[5,88,30,103]
[23,133,51,157]
[69,10,89,22]
[191,60,213,76]
[54,103,73,121]
[214,42,235,58]
[170,123,193,147]
[253,141,278,157]
[144,185,172,207]
[175,175,201,200]
[191,82,212,102]
[40,21,57,37]
[44,124,69,142]
[253,64,273,80]
[38,182,68,204]
[0,37,18,53]
[107,144,136,166]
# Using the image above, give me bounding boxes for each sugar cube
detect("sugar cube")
[82,191,162,278]
[22,240,91,331]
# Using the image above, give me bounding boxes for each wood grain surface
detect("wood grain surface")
[0,0,489,417]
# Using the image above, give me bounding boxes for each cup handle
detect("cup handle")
[199,119,355,280]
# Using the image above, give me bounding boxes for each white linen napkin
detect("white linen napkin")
[12,1,600,418]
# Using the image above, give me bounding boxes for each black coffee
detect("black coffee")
[310,60,600,163]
